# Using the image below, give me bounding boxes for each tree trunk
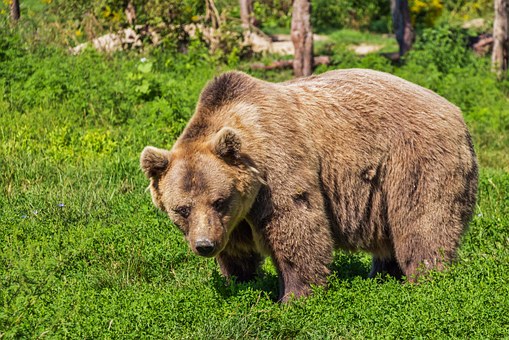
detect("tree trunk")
[391,0,414,57]
[492,0,509,77]
[205,0,221,29]
[291,0,313,77]
[240,0,255,30]
[11,0,20,21]
[125,1,136,26]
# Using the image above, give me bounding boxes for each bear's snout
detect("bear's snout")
[195,238,216,257]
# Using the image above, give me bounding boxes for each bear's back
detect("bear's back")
[278,69,463,128]
[252,69,469,165]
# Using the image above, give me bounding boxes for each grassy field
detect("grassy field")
[1,21,509,338]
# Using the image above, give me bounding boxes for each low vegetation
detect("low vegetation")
[1,1,509,337]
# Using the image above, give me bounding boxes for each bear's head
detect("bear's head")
[140,127,264,257]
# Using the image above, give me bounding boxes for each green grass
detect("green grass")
[1,24,509,338]
[324,29,398,53]
[255,28,398,56]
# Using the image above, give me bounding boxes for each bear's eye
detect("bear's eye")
[174,205,191,219]
[212,198,228,213]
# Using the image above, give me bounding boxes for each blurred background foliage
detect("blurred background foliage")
[0,0,496,48]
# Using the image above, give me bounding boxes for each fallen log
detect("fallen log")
[469,34,493,56]
[250,55,330,70]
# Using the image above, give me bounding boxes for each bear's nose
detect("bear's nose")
[195,239,216,257]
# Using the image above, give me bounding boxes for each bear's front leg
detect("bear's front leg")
[216,220,263,283]
[217,250,263,283]
[261,208,334,302]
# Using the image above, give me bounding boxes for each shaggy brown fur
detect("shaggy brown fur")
[141,69,478,302]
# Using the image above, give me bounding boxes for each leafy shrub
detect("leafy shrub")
[221,0,391,34]
[402,24,474,74]
[410,0,444,28]
[0,0,210,53]
[398,24,493,109]
[252,0,292,32]
[441,0,493,21]
[40,0,204,40]
[311,0,390,32]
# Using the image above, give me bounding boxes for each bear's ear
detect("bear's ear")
[140,146,171,179]
[211,127,242,160]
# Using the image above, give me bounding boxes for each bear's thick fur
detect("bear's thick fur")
[141,69,478,301]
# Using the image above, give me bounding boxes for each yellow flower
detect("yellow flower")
[112,11,121,22]
[410,0,426,13]
[75,30,82,37]
[410,0,443,25]
[432,0,443,10]
[102,5,111,18]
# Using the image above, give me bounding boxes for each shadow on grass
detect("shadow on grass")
[212,252,384,301]
[212,269,280,301]
[329,253,372,281]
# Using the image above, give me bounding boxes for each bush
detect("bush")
[403,25,474,74]
[312,0,390,32]
[252,0,293,32]
[410,0,444,28]
[0,26,217,157]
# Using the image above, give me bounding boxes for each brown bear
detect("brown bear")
[140,69,478,302]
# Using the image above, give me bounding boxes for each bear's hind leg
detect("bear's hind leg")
[389,198,463,282]
[392,232,452,283]
[387,165,468,282]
